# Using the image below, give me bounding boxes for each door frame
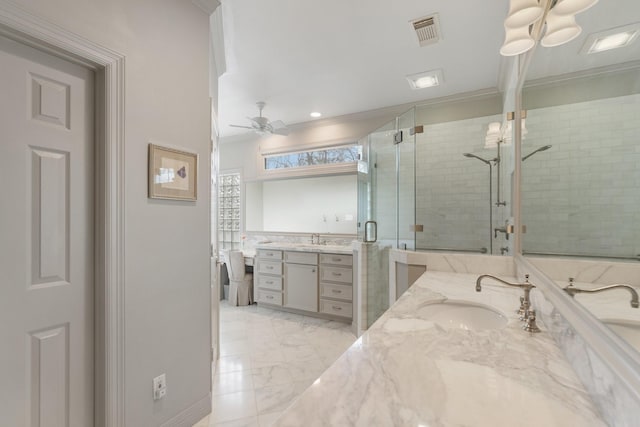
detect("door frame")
[0,3,126,427]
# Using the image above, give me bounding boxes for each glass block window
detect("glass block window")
[264,144,361,170]
[218,173,241,250]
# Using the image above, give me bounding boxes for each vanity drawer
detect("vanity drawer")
[258,275,282,291]
[320,283,352,302]
[257,260,282,275]
[257,289,282,306]
[320,266,352,284]
[319,253,352,267]
[285,251,318,265]
[256,249,283,260]
[320,299,352,318]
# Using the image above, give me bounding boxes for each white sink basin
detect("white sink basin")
[601,319,640,352]
[416,300,508,331]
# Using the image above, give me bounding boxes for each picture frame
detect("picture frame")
[148,144,198,201]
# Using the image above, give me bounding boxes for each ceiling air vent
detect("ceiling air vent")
[411,13,441,47]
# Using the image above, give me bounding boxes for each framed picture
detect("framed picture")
[148,144,198,201]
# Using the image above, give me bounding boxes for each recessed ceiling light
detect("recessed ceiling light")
[310,112,322,118]
[406,69,443,90]
[589,31,637,52]
[581,24,640,54]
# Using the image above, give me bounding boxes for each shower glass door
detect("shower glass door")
[397,108,416,251]
[358,108,415,328]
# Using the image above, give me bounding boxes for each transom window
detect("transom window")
[264,144,361,170]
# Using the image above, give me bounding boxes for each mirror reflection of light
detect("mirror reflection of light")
[312,378,321,386]
[155,167,176,184]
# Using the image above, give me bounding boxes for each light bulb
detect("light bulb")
[552,0,598,16]
[542,10,582,47]
[505,0,544,28]
[500,25,536,56]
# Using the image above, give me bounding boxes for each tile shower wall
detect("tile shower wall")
[522,94,640,259]
[415,114,504,254]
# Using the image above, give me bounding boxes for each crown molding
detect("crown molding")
[192,0,220,15]
[523,60,640,89]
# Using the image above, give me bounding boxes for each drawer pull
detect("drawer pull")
[332,257,342,262]
[266,266,274,270]
[266,295,274,300]
[266,280,273,285]
[266,253,273,257]
[332,272,342,277]
[331,289,342,294]
[312,269,316,272]
[332,306,342,311]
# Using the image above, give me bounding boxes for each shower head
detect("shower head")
[522,145,552,161]
[463,153,492,165]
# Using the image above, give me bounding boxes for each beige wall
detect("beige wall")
[12,0,213,425]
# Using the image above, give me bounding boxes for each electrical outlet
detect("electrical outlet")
[153,374,167,401]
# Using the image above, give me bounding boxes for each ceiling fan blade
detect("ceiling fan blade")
[229,124,254,129]
[270,120,290,136]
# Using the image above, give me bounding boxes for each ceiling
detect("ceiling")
[217,0,507,136]
[216,0,640,138]
[525,0,640,81]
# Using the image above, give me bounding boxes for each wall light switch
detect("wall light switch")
[153,374,167,401]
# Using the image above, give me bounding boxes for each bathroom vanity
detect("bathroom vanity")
[273,270,606,426]
[254,243,354,321]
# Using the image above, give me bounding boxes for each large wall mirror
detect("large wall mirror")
[520,0,640,356]
[245,174,357,234]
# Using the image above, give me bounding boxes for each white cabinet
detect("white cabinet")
[284,263,318,312]
[255,250,283,305]
[319,254,353,319]
[254,248,352,322]
[320,283,352,302]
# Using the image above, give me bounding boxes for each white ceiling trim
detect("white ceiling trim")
[192,0,220,15]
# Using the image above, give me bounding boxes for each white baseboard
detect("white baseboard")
[160,394,211,427]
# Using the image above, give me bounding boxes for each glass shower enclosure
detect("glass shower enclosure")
[356,104,510,329]
[357,108,416,328]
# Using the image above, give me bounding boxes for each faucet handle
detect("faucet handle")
[516,295,526,316]
[523,309,541,333]
[524,274,530,282]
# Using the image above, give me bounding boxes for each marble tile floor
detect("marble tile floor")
[194,301,356,427]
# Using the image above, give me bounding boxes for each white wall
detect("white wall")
[260,175,357,233]
[218,102,415,182]
[12,1,213,425]
[245,179,263,231]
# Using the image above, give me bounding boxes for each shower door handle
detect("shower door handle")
[364,220,377,243]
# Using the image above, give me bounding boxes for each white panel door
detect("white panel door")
[0,35,94,427]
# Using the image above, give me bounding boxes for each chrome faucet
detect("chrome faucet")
[309,233,320,244]
[563,281,639,308]
[475,274,541,333]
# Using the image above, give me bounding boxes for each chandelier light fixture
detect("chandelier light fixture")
[500,0,599,56]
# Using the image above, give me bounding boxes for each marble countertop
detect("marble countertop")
[254,242,354,255]
[274,271,606,426]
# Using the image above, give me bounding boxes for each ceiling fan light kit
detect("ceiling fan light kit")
[500,0,598,56]
[229,101,291,136]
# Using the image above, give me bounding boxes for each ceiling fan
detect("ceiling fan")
[229,101,290,136]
